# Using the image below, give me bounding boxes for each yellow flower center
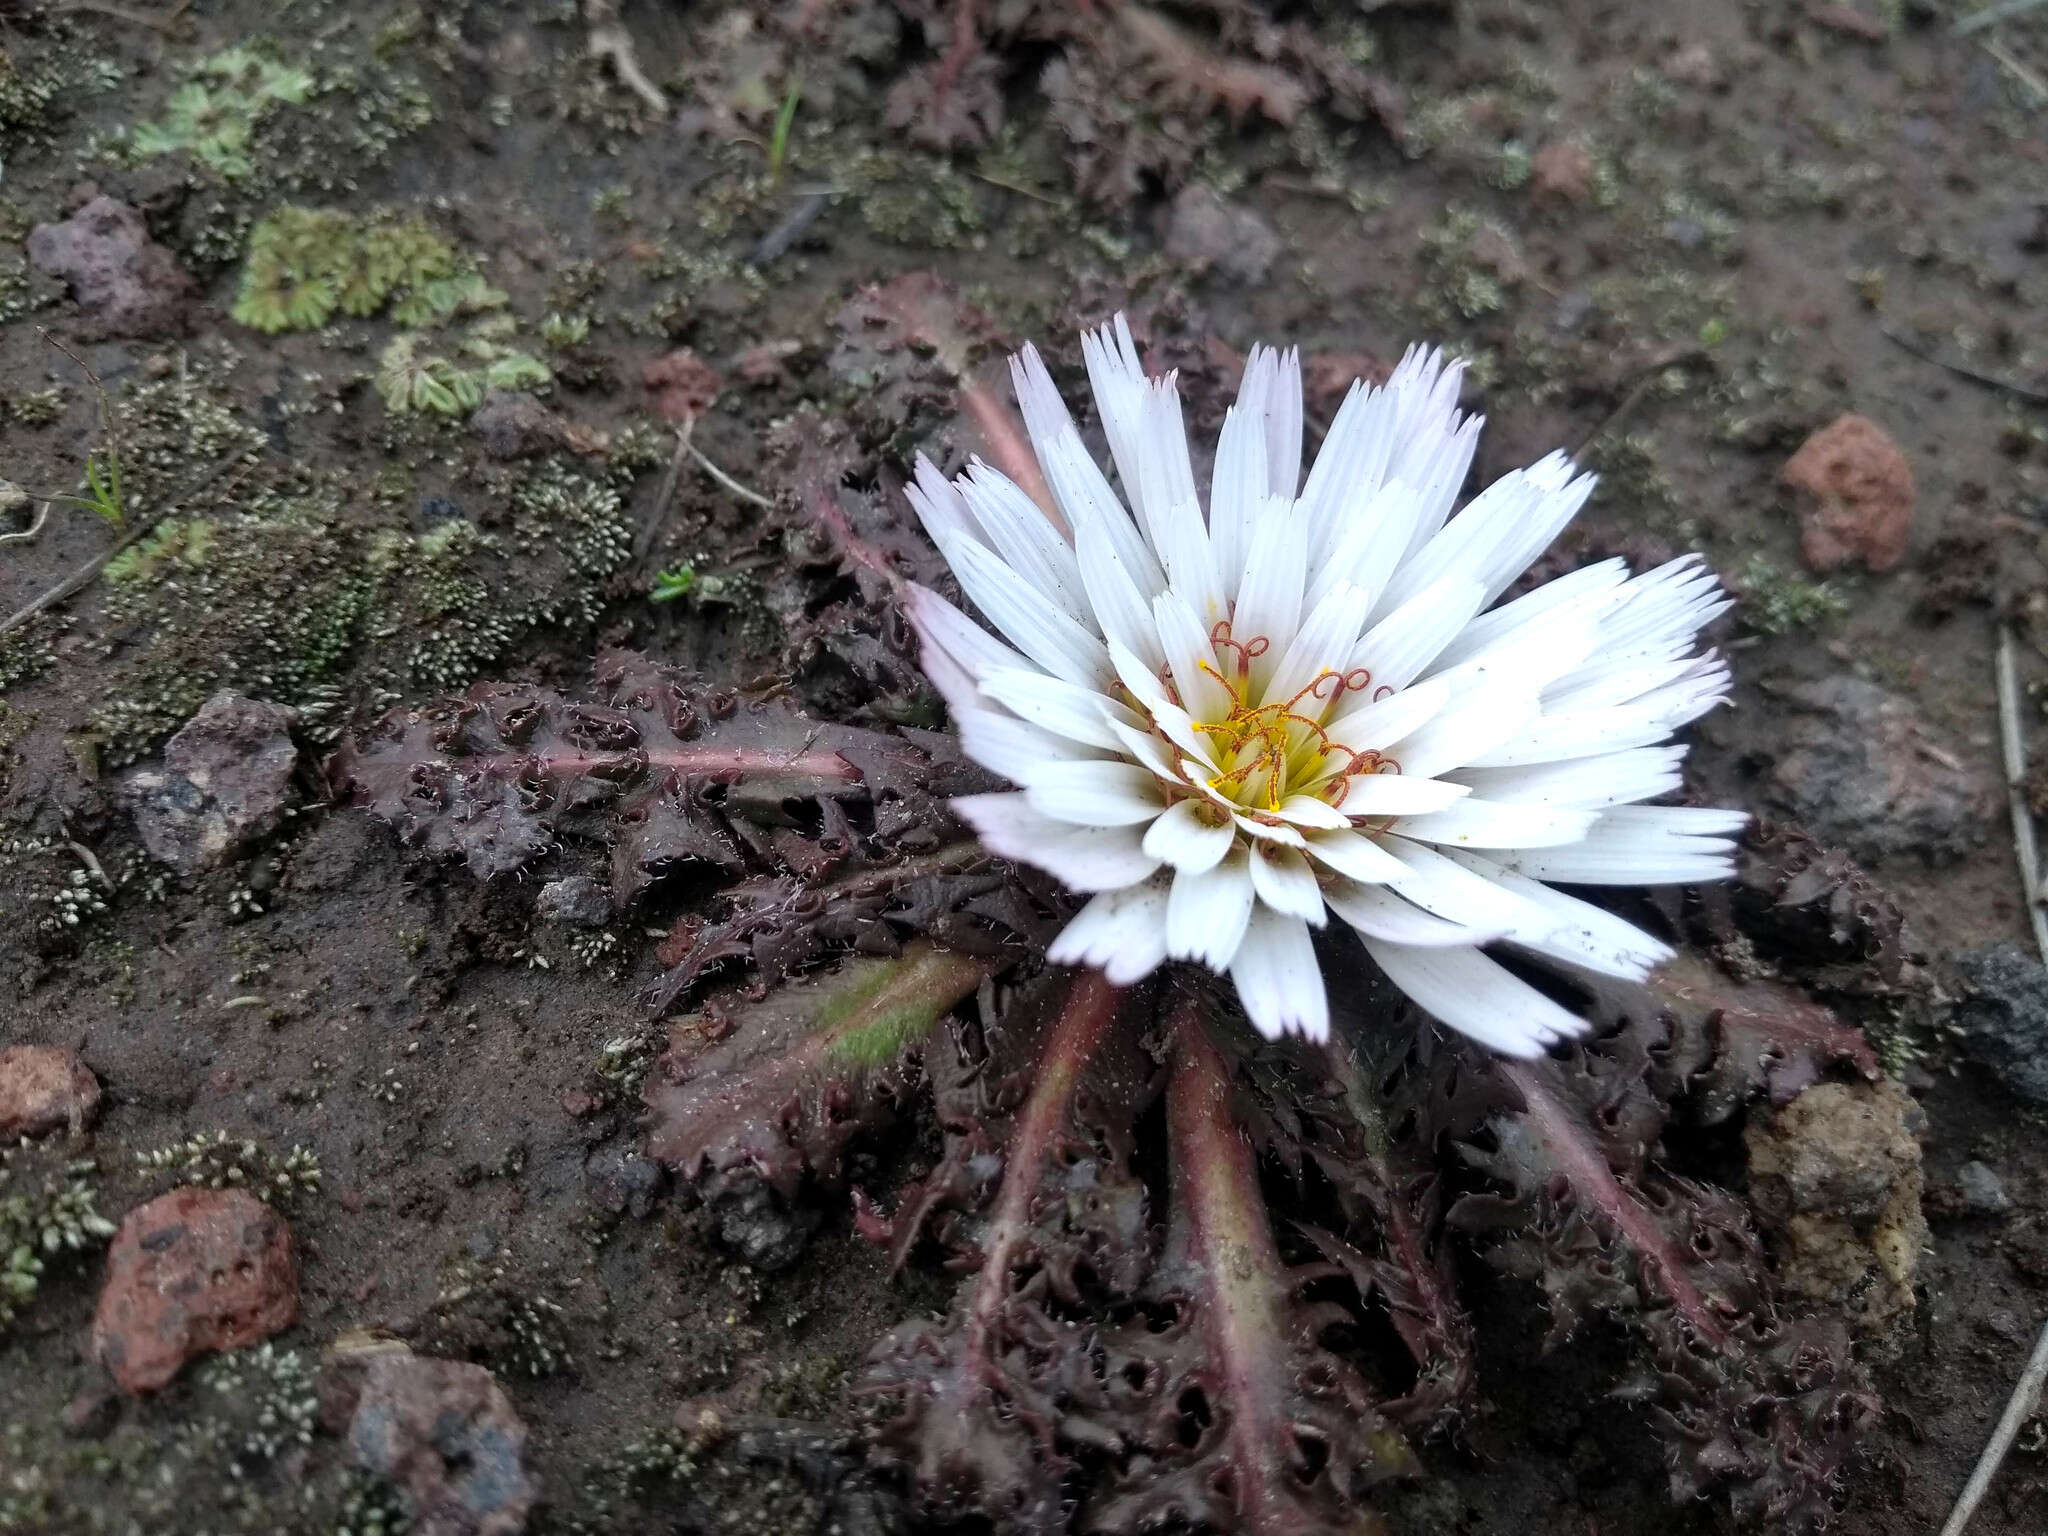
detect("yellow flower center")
[1185,622,1397,815]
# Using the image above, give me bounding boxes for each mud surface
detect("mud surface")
[6,1,2048,1532]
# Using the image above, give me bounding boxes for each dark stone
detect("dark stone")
[345,1350,534,1536]
[705,1169,818,1271]
[1162,183,1283,286]
[584,1148,668,1219]
[536,875,610,928]
[1955,944,2048,1106]
[469,391,572,460]
[1766,676,1995,865]
[122,692,299,873]
[1957,1160,2012,1216]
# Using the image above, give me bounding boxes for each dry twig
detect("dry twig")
[583,0,670,115]
[1881,323,2048,406]
[0,504,51,549]
[1938,1312,2048,1536]
[1997,623,2048,968]
[0,454,251,640]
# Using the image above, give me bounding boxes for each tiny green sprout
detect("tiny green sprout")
[1698,316,1728,348]
[649,565,696,603]
[541,311,590,347]
[768,74,802,183]
[377,335,480,416]
[78,453,125,527]
[28,332,126,527]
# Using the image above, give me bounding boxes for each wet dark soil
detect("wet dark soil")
[7,1,2048,1532]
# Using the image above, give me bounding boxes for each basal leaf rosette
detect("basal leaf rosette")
[907,317,1741,1055]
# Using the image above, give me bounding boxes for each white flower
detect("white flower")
[905,316,1741,1057]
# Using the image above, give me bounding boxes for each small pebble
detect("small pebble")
[1958,1159,2012,1216]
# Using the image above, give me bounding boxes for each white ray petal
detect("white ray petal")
[1306,480,1423,616]
[1302,827,1406,882]
[1265,346,1303,499]
[1391,798,1602,850]
[1326,773,1471,817]
[1446,746,1687,809]
[1323,878,1505,947]
[1048,875,1171,985]
[1209,399,1269,595]
[955,461,1090,623]
[1379,836,1552,932]
[949,794,1161,892]
[1322,675,1454,757]
[1153,495,1227,624]
[954,705,1113,786]
[1387,683,1543,779]
[1076,515,1167,673]
[1351,577,1487,695]
[905,455,985,552]
[1362,939,1586,1058]
[1262,581,1374,712]
[1431,558,1632,672]
[1233,499,1310,695]
[1231,905,1328,1040]
[1270,794,1355,830]
[1143,797,1236,873]
[978,668,1140,750]
[1495,805,1745,885]
[1008,344,1164,596]
[1154,589,1235,722]
[904,583,1032,684]
[1437,849,1673,980]
[943,535,1112,688]
[1024,761,1166,827]
[1080,315,1152,531]
[1249,842,1326,923]
[1167,849,1256,967]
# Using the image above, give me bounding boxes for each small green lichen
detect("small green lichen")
[234,207,498,334]
[131,47,313,179]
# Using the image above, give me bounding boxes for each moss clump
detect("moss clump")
[135,1130,323,1215]
[0,1146,115,1336]
[233,206,504,334]
[7,388,63,428]
[131,47,314,180]
[368,462,632,689]
[1737,554,1851,635]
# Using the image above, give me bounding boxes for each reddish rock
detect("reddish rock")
[343,1350,535,1536]
[0,1045,102,1139]
[26,196,194,339]
[1782,413,1915,573]
[1530,139,1595,206]
[643,349,722,426]
[91,1188,299,1394]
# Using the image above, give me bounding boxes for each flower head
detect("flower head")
[906,316,1740,1057]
